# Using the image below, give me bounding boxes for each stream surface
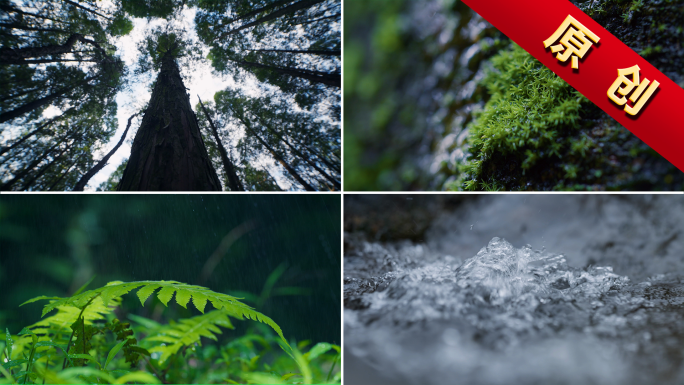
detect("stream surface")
[344,195,684,385]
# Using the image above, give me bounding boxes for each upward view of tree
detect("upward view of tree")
[196,0,341,108]
[0,0,128,190]
[117,32,221,191]
[1,0,340,191]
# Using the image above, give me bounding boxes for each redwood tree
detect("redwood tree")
[117,35,221,191]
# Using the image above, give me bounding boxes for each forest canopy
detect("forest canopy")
[0,0,340,191]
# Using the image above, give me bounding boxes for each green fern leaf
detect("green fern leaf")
[145,310,234,363]
[136,283,161,306]
[191,291,208,313]
[30,297,121,334]
[22,280,290,349]
[221,302,288,348]
[174,286,191,309]
[156,285,176,306]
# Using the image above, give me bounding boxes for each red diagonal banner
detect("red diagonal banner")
[461,0,684,173]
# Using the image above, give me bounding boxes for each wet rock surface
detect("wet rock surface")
[344,195,684,384]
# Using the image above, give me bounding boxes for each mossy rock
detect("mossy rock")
[344,0,683,191]
[453,0,684,191]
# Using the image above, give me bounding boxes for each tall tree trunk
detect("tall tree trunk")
[256,116,339,189]
[250,128,316,191]
[73,111,139,191]
[308,146,340,173]
[0,23,70,33]
[0,141,61,190]
[294,138,340,173]
[234,111,315,191]
[19,144,71,190]
[288,12,340,27]
[233,58,340,87]
[197,96,244,191]
[0,76,95,123]
[2,85,48,102]
[117,49,221,191]
[0,33,102,64]
[19,59,98,64]
[0,4,66,24]
[62,0,112,20]
[0,110,68,156]
[221,0,325,38]
[247,48,340,56]
[225,0,294,25]
[48,152,85,190]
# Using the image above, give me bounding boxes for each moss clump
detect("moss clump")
[459,44,589,190]
[449,0,684,191]
[455,7,684,192]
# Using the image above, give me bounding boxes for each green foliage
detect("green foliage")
[22,280,288,349]
[145,309,234,363]
[121,0,181,19]
[240,162,282,191]
[96,159,127,191]
[104,319,149,368]
[107,14,134,37]
[459,44,586,190]
[2,279,339,384]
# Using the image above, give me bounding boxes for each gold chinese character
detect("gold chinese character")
[543,15,600,69]
[607,65,659,115]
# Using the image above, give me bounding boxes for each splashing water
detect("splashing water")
[345,237,683,385]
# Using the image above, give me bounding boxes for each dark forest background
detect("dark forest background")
[0,194,341,346]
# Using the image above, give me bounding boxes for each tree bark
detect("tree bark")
[197,95,244,191]
[247,48,340,56]
[233,111,315,191]
[233,58,340,87]
[117,49,221,191]
[72,111,139,191]
[221,0,325,38]
[0,76,95,123]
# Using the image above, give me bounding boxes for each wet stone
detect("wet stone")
[345,235,684,385]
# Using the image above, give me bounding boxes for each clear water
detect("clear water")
[345,212,684,385]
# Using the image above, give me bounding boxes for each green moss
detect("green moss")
[451,0,684,191]
[458,44,588,190]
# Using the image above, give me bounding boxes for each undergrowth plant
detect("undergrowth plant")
[1,280,340,384]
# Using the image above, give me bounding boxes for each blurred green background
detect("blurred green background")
[0,195,340,345]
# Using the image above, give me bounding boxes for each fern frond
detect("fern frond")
[30,297,121,335]
[22,281,244,316]
[21,280,290,350]
[145,310,234,363]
